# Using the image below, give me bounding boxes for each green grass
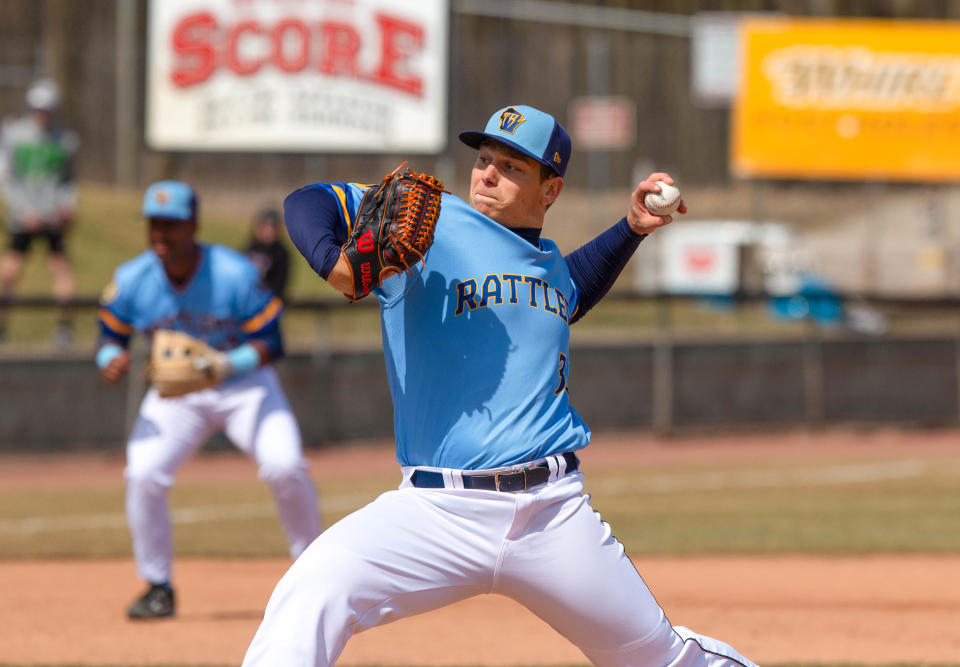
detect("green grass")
[0,465,396,560]
[588,457,960,555]
[2,446,959,560]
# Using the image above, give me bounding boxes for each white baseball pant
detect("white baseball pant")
[125,366,320,584]
[242,463,757,667]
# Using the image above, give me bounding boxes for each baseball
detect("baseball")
[644,181,682,216]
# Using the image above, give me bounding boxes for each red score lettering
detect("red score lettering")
[319,21,362,76]
[168,10,426,96]
[272,19,311,72]
[373,14,423,96]
[227,20,263,76]
[170,12,217,87]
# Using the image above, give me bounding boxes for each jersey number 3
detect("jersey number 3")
[554,352,568,395]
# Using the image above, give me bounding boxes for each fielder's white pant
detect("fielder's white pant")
[125,366,320,585]
[242,461,757,667]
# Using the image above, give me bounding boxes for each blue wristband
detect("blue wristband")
[227,343,261,376]
[96,343,124,370]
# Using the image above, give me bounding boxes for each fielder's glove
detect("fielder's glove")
[148,329,231,398]
[341,162,446,300]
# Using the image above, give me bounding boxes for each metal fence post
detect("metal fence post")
[801,318,825,428]
[114,0,137,187]
[651,296,674,435]
[955,314,960,426]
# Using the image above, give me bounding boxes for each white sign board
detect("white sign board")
[146,0,449,153]
[690,12,742,108]
[658,222,750,295]
[568,96,635,150]
[661,240,740,295]
[690,12,782,108]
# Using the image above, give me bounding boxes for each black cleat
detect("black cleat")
[127,583,175,620]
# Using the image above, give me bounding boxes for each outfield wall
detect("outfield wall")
[2,335,957,452]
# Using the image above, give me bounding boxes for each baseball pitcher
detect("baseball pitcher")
[242,106,757,666]
[96,181,321,620]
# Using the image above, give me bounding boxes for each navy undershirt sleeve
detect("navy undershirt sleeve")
[564,217,645,324]
[283,185,346,279]
[96,329,130,349]
[249,320,285,361]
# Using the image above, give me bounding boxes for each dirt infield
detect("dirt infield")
[2,430,960,665]
[2,555,959,665]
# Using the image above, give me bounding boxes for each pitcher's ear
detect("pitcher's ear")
[542,177,564,206]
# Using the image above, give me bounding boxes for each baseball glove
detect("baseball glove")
[148,330,230,398]
[341,161,446,300]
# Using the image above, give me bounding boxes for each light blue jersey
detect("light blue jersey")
[326,184,591,469]
[98,243,283,353]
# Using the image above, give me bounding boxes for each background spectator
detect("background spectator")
[244,206,290,300]
[0,77,79,347]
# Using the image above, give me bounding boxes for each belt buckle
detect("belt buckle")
[495,468,526,492]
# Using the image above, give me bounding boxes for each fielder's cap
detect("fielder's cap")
[26,78,61,111]
[142,181,198,221]
[459,104,571,178]
[255,206,281,225]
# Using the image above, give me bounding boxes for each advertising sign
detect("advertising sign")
[659,222,743,295]
[690,12,744,107]
[146,0,449,153]
[568,96,635,150]
[732,19,960,181]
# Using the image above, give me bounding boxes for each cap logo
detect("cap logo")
[553,152,562,165]
[155,191,169,204]
[498,107,526,135]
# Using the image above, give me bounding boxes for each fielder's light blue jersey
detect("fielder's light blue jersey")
[321,183,591,469]
[98,244,283,353]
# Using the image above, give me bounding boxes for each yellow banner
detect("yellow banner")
[732,19,960,181]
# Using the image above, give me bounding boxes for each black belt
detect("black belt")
[410,452,579,493]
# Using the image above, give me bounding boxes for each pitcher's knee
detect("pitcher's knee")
[258,458,309,486]
[125,466,173,497]
[577,618,685,667]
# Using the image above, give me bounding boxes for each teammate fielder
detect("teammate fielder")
[96,181,321,620]
[243,105,758,666]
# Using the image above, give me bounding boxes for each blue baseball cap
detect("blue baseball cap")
[142,180,198,221]
[459,105,571,178]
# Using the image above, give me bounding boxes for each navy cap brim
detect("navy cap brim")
[458,131,562,176]
[458,131,488,150]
